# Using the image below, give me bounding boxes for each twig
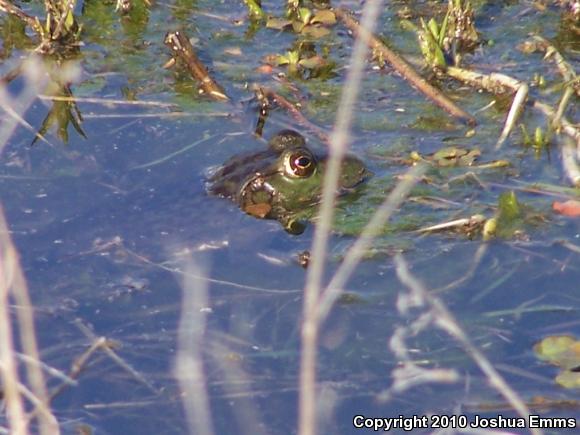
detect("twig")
[254,87,269,137]
[495,83,528,149]
[531,35,577,93]
[74,320,159,395]
[534,101,580,145]
[38,95,177,107]
[561,136,580,187]
[46,336,108,402]
[0,0,41,31]
[446,67,521,94]
[553,85,575,131]
[534,101,580,187]
[118,241,300,293]
[131,133,221,170]
[16,353,75,386]
[434,244,488,294]
[164,31,229,102]
[445,66,528,148]
[394,255,543,435]
[259,87,330,144]
[335,8,476,126]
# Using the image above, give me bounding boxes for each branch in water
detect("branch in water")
[164,31,229,102]
[335,7,476,127]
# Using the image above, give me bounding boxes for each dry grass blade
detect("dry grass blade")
[38,95,177,107]
[0,57,49,152]
[74,320,159,395]
[445,66,527,149]
[534,101,580,187]
[175,259,215,435]
[0,204,58,435]
[553,85,575,130]
[532,36,577,90]
[300,2,384,434]
[495,83,528,149]
[394,255,543,435]
[0,210,28,434]
[561,136,580,187]
[317,163,427,324]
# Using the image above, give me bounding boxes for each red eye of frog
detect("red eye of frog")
[285,150,316,177]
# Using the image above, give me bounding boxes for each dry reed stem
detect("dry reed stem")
[0,208,28,434]
[394,255,543,435]
[74,320,159,395]
[534,101,580,187]
[0,205,58,434]
[561,136,580,186]
[531,36,577,90]
[0,0,40,30]
[175,259,215,435]
[37,95,177,107]
[317,163,427,324]
[445,66,528,149]
[495,83,528,149]
[300,2,384,434]
[0,57,57,435]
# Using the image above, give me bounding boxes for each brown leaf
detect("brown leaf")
[244,203,272,218]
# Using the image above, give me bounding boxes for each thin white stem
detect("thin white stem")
[299,2,384,435]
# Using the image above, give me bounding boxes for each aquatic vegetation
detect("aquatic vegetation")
[535,335,580,389]
[0,1,579,434]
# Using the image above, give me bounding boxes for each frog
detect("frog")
[207,130,370,234]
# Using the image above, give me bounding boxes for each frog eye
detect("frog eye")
[285,150,316,177]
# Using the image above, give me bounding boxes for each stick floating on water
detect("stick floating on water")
[164,31,229,102]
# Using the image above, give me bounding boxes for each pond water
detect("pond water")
[1,0,579,434]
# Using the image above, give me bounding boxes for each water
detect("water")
[1,0,579,433]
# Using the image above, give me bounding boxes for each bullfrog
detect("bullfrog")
[207,130,370,234]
